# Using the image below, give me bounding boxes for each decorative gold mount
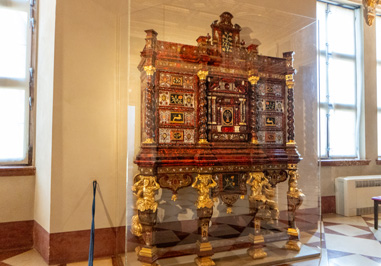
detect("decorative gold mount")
[286,140,296,145]
[143,138,155,144]
[197,70,209,80]
[247,234,267,259]
[198,138,209,144]
[139,246,158,258]
[195,256,215,266]
[131,214,143,237]
[248,75,260,85]
[363,0,380,26]
[144,65,156,76]
[251,137,259,145]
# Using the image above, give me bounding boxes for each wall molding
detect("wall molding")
[0,220,125,265]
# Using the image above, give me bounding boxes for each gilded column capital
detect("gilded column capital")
[364,0,380,26]
[285,74,294,89]
[197,70,208,80]
[248,75,260,85]
[144,65,156,76]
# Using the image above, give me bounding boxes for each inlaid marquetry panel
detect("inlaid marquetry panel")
[159,72,196,90]
[257,131,283,144]
[159,110,195,126]
[256,82,283,97]
[159,91,194,108]
[259,115,283,129]
[256,99,284,112]
[159,128,195,144]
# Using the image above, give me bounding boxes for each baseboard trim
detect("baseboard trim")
[0,220,34,251]
[321,196,336,214]
[48,226,125,265]
[33,221,125,265]
[33,221,49,262]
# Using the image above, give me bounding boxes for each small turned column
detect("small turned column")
[248,75,260,144]
[197,70,209,144]
[131,175,161,266]
[283,51,296,145]
[286,74,295,145]
[192,174,217,266]
[143,66,156,144]
[246,172,267,259]
[285,165,305,251]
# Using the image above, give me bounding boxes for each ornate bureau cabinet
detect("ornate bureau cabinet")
[132,12,305,266]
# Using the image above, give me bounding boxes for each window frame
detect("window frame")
[317,0,362,159]
[376,14,381,157]
[0,0,37,167]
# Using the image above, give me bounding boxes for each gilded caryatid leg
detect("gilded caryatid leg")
[246,172,267,259]
[285,168,305,251]
[192,174,217,266]
[131,175,161,266]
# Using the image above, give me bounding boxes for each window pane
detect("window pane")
[319,107,328,157]
[378,111,381,157]
[327,5,355,56]
[377,16,381,61]
[0,89,28,161]
[377,16,381,156]
[329,109,356,157]
[328,57,356,105]
[0,8,28,79]
[319,53,328,103]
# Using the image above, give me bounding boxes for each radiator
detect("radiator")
[335,175,381,216]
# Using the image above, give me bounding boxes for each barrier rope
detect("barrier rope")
[88,180,97,266]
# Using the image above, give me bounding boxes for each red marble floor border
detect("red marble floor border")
[0,220,34,252]
[321,196,336,214]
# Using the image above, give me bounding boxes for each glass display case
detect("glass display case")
[124,1,320,265]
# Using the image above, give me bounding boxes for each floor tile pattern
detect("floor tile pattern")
[0,214,380,265]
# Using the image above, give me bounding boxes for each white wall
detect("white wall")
[48,0,127,233]
[34,0,56,230]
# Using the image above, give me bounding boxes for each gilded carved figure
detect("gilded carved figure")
[192,174,217,209]
[247,172,279,221]
[132,175,160,212]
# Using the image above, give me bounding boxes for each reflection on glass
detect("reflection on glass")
[0,8,28,79]
[377,16,381,156]
[319,108,328,158]
[378,112,381,157]
[328,57,356,105]
[0,89,27,161]
[319,54,327,103]
[326,4,355,56]
[329,110,356,157]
